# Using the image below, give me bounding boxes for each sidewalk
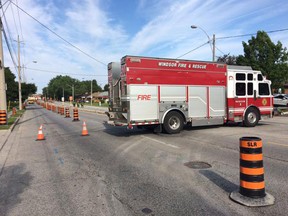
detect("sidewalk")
[0,111,20,152]
[0,130,10,152]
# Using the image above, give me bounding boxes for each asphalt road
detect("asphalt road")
[0,104,288,216]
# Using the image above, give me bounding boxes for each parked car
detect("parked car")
[273,94,288,107]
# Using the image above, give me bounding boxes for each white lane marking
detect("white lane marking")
[141,135,179,149]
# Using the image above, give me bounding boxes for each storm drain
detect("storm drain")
[184,161,212,169]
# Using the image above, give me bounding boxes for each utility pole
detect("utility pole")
[90,79,93,106]
[212,34,216,62]
[72,85,74,102]
[62,87,64,105]
[17,35,22,110]
[0,17,7,116]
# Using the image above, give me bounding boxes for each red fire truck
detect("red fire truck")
[106,56,273,134]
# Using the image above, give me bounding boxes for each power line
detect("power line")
[15,0,24,41]
[1,2,17,69]
[0,0,10,17]
[1,3,17,63]
[0,0,10,9]
[176,41,209,59]
[177,27,288,59]
[215,45,226,55]
[216,28,288,40]
[9,2,18,36]
[2,28,17,68]
[9,1,107,67]
[14,0,26,81]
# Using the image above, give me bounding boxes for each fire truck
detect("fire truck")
[106,56,273,134]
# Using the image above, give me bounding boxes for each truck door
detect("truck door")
[233,73,247,114]
[248,73,273,112]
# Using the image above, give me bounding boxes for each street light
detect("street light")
[191,25,215,61]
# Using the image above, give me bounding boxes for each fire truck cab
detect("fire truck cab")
[106,56,273,134]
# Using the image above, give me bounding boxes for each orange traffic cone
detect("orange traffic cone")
[81,121,89,136]
[36,125,45,141]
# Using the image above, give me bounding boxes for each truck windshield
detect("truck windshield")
[259,83,270,95]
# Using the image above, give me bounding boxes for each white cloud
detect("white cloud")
[2,0,288,93]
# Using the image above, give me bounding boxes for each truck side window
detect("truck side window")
[248,83,253,95]
[259,83,269,95]
[236,83,246,96]
[248,73,253,80]
[258,74,263,81]
[236,73,245,81]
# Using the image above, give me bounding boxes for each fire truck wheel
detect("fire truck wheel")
[163,111,184,134]
[244,107,259,127]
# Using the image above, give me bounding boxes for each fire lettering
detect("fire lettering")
[158,62,177,67]
[192,64,207,69]
[137,95,151,100]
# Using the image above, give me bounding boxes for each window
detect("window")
[236,83,246,96]
[248,74,253,81]
[259,83,270,95]
[236,73,245,81]
[258,74,263,81]
[248,83,253,95]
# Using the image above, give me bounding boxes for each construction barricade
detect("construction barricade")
[60,106,64,115]
[72,108,79,121]
[12,107,17,116]
[230,137,275,206]
[65,107,70,118]
[0,110,7,125]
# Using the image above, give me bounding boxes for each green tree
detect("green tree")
[81,79,102,94]
[43,76,102,101]
[217,54,238,65]
[103,84,109,91]
[44,75,77,100]
[22,83,37,100]
[237,31,288,89]
[4,67,18,101]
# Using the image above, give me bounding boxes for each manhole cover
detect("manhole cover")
[142,208,153,214]
[184,161,212,169]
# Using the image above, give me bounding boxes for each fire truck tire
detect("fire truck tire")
[163,111,184,134]
[244,107,259,127]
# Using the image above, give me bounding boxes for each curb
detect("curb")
[78,108,106,115]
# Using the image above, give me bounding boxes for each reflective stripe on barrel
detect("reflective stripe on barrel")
[65,107,70,118]
[239,137,265,198]
[0,110,7,125]
[73,108,79,121]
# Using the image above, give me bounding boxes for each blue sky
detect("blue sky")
[2,0,288,93]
